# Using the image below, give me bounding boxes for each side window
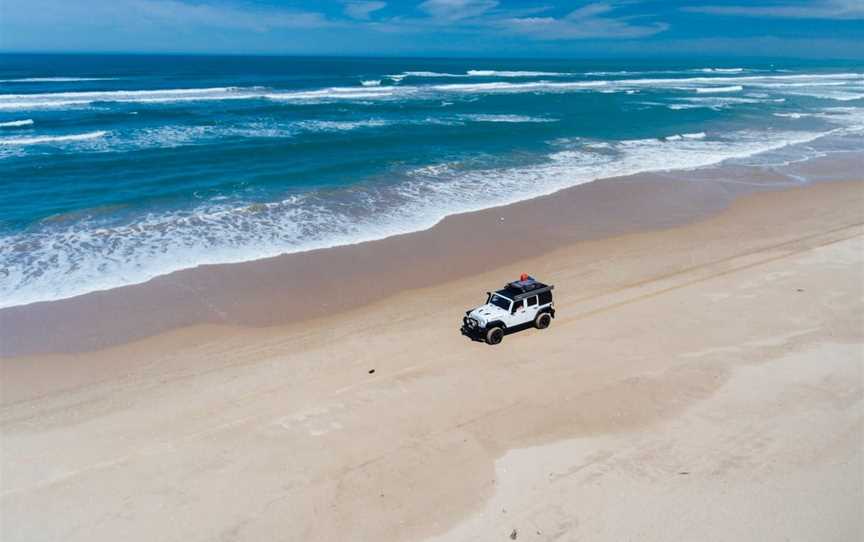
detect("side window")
[527,296,538,307]
[512,300,523,313]
[539,291,552,305]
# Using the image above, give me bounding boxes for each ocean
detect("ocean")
[0,54,862,308]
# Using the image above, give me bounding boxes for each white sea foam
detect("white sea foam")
[0,130,107,145]
[695,85,743,93]
[774,112,810,119]
[665,132,707,141]
[457,114,557,123]
[667,97,761,110]
[585,71,636,76]
[755,81,848,88]
[0,122,297,156]
[0,86,256,110]
[388,70,573,79]
[265,86,398,101]
[388,71,465,79]
[0,126,844,308]
[361,80,382,87]
[667,104,704,110]
[0,113,536,156]
[434,80,608,93]
[121,123,298,149]
[297,119,392,131]
[679,96,764,108]
[587,68,747,76]
[787,91,864,101]
[0,117,445,156]
[0,119,34,127]
[465,70,572,77]
[613,72,862,89]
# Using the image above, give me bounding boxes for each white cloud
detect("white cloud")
[137,0,336,30]
[685,0,864,20]
[419,0,499,20]
[568,2,615,19]
[499,2,669,39]
[344,1,386,20]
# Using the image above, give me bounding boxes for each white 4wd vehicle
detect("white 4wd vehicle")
[461,275,555,345]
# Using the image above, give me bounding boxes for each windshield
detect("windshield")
[489,294,511,311]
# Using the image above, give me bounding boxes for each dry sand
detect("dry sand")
[1,179,863,541]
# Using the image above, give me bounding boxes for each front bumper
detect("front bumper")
[461,316,485,338]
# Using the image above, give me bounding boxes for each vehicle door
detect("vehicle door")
[510,298,531,326]
[524,295,540,324]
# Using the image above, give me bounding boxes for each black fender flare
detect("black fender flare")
[486,320,506,330]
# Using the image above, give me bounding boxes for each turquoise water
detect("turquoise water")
[1,54,862,307]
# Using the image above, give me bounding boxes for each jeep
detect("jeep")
[461,274,555,345]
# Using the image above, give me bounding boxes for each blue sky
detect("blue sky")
[1,0,862,57]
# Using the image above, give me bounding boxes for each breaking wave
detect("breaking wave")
[700,68,744,74]
[456,114,557,123]
[465,70,572,77]
[387,70,574,80]
[0,130,107,145]
[665,132,707,141]
[0,86,254,110]
[695,85,743,93]
[0,119,34,127]
[297,119,392,131]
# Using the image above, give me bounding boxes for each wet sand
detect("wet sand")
[1,165,862,540]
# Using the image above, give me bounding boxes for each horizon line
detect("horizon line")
[1,50,861,62]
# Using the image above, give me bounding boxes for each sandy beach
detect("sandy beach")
[1,171,863,541]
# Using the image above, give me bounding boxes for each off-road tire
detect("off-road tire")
[535,312,552,330]
[486,327,504,345]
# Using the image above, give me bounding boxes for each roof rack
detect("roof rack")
[496,275,553,300]
[507,276,543,292]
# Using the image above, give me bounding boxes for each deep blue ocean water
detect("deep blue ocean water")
[1,54,862,307]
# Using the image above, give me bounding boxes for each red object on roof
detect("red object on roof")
[520,273,529,281]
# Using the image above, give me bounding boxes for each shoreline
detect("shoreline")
[1,125,855,312]
[0,126,845,311]
[2,150,862,357]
